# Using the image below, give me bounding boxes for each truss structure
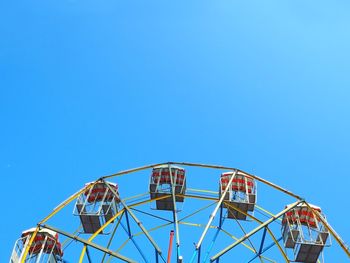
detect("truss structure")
[12,162,350,263]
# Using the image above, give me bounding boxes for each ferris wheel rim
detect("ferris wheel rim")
[15,162,350,263]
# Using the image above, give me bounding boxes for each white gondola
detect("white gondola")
[73,181,120,234]
[10,228,63,263]
[219,171,256,220]
[149,165,186,211]
[282,203,330,263]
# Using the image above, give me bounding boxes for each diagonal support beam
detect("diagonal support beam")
[101,211,125,262]
[41,224,136,263]
[120,212,149,263]
[189,170,237,263]
[265,226,288,263]
[104,180,163,256]
[130,207,173,223]
[223,201,289,263]
[248,236,283,263]
[86,246,92,263]
[210,200,303,262]
[79,207,126,262]
[259,228,267,254]
[196,170,237,250]
[203,206,225,263]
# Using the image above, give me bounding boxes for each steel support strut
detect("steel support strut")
[41,224,136,263]
[101,211,125,262]
[196,170,237,249]
[210,200,303,262]
[259,228,267,254]
[203,205,225,263]
[189,170,238,263]
[248,236,283,263]
[169,164,182,261]
[223,200,289,263]
[104,180,163,256]
[121,211,149,263]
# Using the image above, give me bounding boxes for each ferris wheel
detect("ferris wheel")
[10,162,350,263]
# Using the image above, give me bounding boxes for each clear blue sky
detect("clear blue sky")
[1,0,350,261]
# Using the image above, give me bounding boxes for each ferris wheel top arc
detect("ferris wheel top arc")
[100,161,350,259]
[101,161,303,200]
[12,161,350,263]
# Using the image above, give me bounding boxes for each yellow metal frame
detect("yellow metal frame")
[19,162,350,263]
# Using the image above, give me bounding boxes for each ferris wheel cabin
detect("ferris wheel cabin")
[10,228,63,263]
[149,165,186,210]
[220,172,256,220]
[282,203,330,263]
[73,181,120,234]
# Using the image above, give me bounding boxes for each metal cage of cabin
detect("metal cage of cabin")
[11,228,63,263]
[149,164,186,211]
[219,171,257,221]
[73,180,120,234]
[281,204,331,263]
